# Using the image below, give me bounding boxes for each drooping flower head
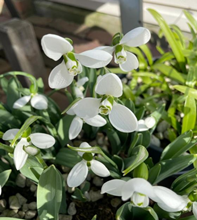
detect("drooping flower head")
[95,27,151,72]
[2,128,55,170]
[41,34,112,89]
[71,73,138,133]
[102,178,188,212]
[67,142,110,187]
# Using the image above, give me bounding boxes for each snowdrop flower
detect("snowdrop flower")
[41,34,112,89]
[13,94,48,110]
[137,116,156,132]
[102,178,187,212]
[95,27,150,72]
[72,73,138,133]
[2,128,55,170]
[67,103,106,140]
[67,142,110,187]
[74,77,89,98]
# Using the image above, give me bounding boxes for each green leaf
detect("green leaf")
[6,78,21,110]
[182,96,196,133]
[133,206,158,220]
[123,84,135,100]
[91,215,97,220]
[11,116,41,147]
[88,68,97,97]
[174,85,197,100]
[55,148,81,168]
[154,154,197,184]
[37,77,44,93]
[148,9,186,72]
[153,63,185,84]
[161,130,193,160]
[148,164,161,184]
[184,10,197,31]
[20,157,43,182]
[37,165,62,220]
[57,114,75,147]
[0,218,25,220]
[178,215,196,220]
[170,24,186,48]
[0,109,20,131]
[0,169,12,186]
[155,52,175,64]
[61,98,81,115]
[123,145,148,176]
[132,72,163,81]
[139,45,153,66]
[116,202,133,220]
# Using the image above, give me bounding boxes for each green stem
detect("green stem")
[0,71,38,93]
[0,143,13,153]
[100,151,118,169]
[36,153,48,169]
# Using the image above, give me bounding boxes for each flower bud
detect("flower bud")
[133,163,149,180]
[189,190,197,202]
[112,32,123,46]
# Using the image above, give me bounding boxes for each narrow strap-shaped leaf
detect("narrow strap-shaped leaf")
[148,9,186,72]
[153,154,197,184]
[182,95,196,134]
[139,44,153,66]
[153,63,185,84]
[154,52,175,64]
[116,202,133,220]
[184,10,197,31]
[161,130,193,160]
[37,165,62,220]
[174,85,197,100]
[123,145,148,176]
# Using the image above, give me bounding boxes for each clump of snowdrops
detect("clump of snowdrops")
[0,26,197,220]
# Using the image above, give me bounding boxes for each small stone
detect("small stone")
[59,214,73,220]
[62,174,68,181]
[93,176,103,187]
[5,209,17,217]
[12,213,19,218]
[0,199,7,212]
[16,174,26,188]
[155,132,164,140]
[86,173,91,181]
[30,184,37,192]
[89,190,103,202]
[22,203,28,212]
[84,191,91,201]
[18,211,25,218]
[26,178,33,187]
[9,196,21,210]
[28,202,37,210]
[157,120,170,133]
[1,209,9,217]
[16,193,27,206]
[25,210,36,219]
[67,202,77,216]
[110,198,121,208]
[89,140,97,146]
[150,135,161,148]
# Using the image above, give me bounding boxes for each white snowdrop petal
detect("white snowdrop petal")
[73,98,101,119]
[109,102,138,133]
[69,117,83,140]
[120,27,151,47]
[77,77,89,87]
[67,160,88,187]
[41,34,73,61]
[2,129,20,141]
[48,61,74,89]
[144,116,156,129]
[13,96,31,109]
[84,115,106,127]
[30,94,48,110]
[30,133,55,149]
[101,179,126,196]
[193,202,197,219]
[95,73,123,97]
[74,87,84,98]
[91,160,110,177]
[78,142,92,157]
[67,103,78,116]
[153,186,188,212]
[75,50,112,68]
[122,178,156,201]
[14,138,29,170]
[137,120,148,132]
[94,46,115,55]
[119,52,139,72]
